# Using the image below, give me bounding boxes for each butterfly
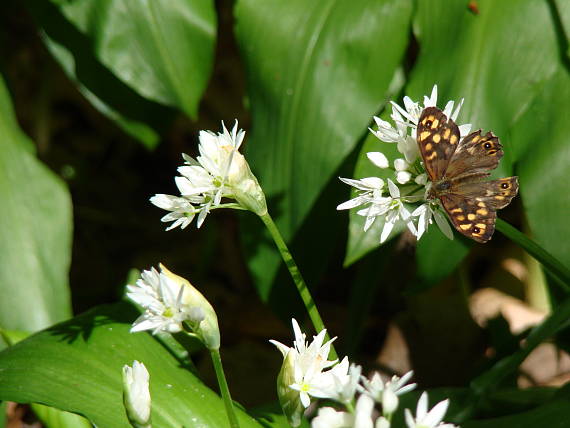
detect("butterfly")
[416,106,518,243]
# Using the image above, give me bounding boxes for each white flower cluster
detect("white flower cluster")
[126,264,220,350]
[271,319,458,428]
[337,85,472,243]
[151,120,266,231]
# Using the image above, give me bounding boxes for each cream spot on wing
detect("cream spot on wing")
[467,213,476,220]
[433,134,441,143]
[420,131,431,141]
[450,135,458,145]
[459,224,472,230]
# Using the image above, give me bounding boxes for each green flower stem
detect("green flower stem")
[259,212,338,360]
[496,218,570,291]
[210,349,240,428]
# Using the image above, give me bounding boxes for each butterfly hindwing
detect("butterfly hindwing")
[444,130,504,179]
[440,177,519,242]
[440,193,497,243]
[417,107,461,181]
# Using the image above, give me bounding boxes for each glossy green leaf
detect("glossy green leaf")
[403,0,561,288]
[235,0,413,299]
[510,69,570,274]
[0,75,72,332]
[554,0,570,59]
[0,303,262,428]
[42,32,161,148]
[32,404,92,428]
[46,0,216,118]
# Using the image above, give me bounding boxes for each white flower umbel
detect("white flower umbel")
[360,370,416,416]
[151,120,267,230]
[404,392,458,428]
[339,85,473,244]
[122,361,151,428]
[126,264,220,350]
[270,319,337,411]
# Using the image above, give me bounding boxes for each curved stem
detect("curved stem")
[259,212,338,360]
[496,218,570,291]
[210,349,240,428]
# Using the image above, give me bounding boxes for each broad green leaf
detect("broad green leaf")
[42,33,161,148]
[45,0,216,118]
[404,0,561,288]
[510,69,570,273]
[25,0,181,148]
[0,303,262,428]
[554,0,570,59]
[32,404,92,428]
[235,0,413,299]
[0,75,72,332]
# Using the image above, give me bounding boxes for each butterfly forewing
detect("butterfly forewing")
[444,130,504,180]
[417,107,461,181]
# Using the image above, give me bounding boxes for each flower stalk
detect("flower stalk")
[211,349,240,428]
[260,212,338,361]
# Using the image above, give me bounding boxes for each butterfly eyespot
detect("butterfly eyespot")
[473,227,481,234]
[425,120,433,128]
[484,142,492,149]
[501,183,509,189]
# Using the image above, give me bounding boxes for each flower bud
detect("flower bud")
[227,150,268,216]
[122,361,151,428]
[382,388,399,416]
[276,350,304,427]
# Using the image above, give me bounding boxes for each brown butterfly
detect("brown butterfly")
[417,107,518,243]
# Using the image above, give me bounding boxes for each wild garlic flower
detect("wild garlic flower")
[360,370,416,416]
[338,85,469,243]
[270,319,337,411]
[310,358,361,405]
[126,264,220,350]
[151,120,267,230]
[122,361,151,428]
[404,392,458,428]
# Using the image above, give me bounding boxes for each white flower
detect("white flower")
[310,359,361,405]
[356,179,416,243]
[270,319,336,409]
[337,177,385,210]
[310,394,376,428]
[311,407,353,428]
[149,194,198,231]
[404,392,458,428]
[151,120,266,230]
[411,202,454,241]
[360,371,416,415]
[126,265,220,349]
[122,361,151,428]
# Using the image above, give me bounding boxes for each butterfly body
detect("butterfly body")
[416,106,518,243]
